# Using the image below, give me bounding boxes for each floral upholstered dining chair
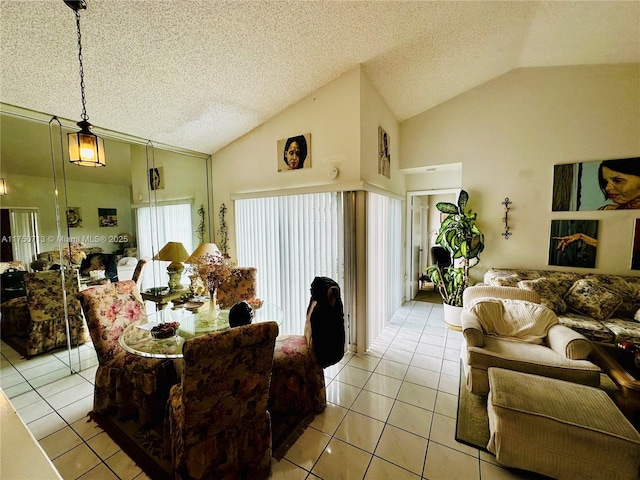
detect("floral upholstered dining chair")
[77,280,178,426]
[165,321,279,480]
[269,277,346,416]
[216,267,257,309]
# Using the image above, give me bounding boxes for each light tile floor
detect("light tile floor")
[1,300,535,479]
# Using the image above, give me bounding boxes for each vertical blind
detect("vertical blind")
[235,193,344,335]
[9,209,39,267]
[136,203,193,291]
[366,192,403,350]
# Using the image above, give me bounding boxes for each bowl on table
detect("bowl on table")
[150,322,180,339]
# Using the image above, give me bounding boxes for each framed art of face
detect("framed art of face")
[277,134,311,172]
[552,157,640,211]
[378,126,390,179]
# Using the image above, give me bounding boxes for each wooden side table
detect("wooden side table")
[141,288,188,311]
[590,342,640,429]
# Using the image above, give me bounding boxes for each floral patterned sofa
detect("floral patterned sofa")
[483,268,640,345]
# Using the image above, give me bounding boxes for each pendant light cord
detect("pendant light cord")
[74,9,88,122]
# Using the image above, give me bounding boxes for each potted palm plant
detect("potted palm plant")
[424,190,485,328]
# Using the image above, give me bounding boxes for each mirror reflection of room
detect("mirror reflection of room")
[0,105,210,370]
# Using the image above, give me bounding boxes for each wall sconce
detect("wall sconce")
[65,0,106,167]
[0,178,7,195]
[502,197,512,239]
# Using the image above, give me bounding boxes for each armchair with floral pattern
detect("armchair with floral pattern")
[77,281,178,425]
[165,321,279,480]
[0,269,90,356]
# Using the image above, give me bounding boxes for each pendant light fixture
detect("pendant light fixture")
[65,0,105,167]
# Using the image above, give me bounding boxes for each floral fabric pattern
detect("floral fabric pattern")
[484,268,640,344]
[217,267,257,309]
[1,269,90,356]
[517,278,568,314]
[165,321,278,480]
[0,296,29,336]
[269,302,327,416]
[564,279,623,321]
[0,261,25,274]
[77,281,177,426]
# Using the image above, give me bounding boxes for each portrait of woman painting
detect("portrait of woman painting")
[277,134,311,172]
[552,157,640,211]
[549,219,599,268]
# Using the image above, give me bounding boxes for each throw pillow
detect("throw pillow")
[635,309,640,322]
[517,278,567,314]
[584,275,639,319]
[470,298,559,344]
[490,274,520,287]
[564,279,623,321]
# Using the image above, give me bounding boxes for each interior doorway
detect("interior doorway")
[405,189,459,302]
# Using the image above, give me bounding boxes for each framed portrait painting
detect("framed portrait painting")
[552,157,639,211]
[378,126,390,179]
[277,134,311,172]
[149,167,165,191]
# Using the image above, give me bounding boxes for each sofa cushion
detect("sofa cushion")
[470,299,558,345]
[600,319,640,345]
[517,278,567,314]
[583,275,640,319]
[558,312,616,344]
[565,279,623,321]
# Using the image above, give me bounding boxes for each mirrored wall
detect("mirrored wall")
[0,103,211,376]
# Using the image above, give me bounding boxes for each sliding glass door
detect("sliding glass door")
[235,192,345,335]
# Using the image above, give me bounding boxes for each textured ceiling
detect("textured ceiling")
[1,0,638,155]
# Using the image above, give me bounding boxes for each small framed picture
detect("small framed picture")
[277,134,311,172]
[98,208,118,227]
[378,126,390,179]
[149,167,165,190]
[66,207,82,228]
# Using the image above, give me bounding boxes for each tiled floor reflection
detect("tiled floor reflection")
[1,301,534,479]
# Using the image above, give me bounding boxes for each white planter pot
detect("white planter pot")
[443,303,463,330]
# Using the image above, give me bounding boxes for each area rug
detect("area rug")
[455,362,621,451]
[93,410,315,478]
[414,289,443,304]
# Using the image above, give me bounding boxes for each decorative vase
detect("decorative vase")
[209,287,220,319]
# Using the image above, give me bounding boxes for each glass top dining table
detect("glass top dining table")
[118,302,284,359]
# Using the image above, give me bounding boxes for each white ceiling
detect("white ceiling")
[1,0,638,156]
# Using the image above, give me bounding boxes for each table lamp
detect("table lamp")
[153,241,189,292]
[185,243,221,295]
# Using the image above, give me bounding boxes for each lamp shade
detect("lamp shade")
[185,243,221,264]
[0,178,6,195]
[68,121,106,167]
[154,242,189,263]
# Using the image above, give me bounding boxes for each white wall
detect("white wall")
[359,70,404,195]
[401,64,640,281]
[1,173,133,254]
[210,67,364,259]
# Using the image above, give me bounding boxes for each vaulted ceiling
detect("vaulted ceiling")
[1,0,638,155]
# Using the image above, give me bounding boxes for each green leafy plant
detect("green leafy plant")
[424,190,485,307]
